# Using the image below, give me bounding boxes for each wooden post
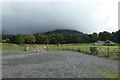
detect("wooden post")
[107,47,109,57]
[90,47,97,55]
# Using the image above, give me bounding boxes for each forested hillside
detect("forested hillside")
[1,29,120,44]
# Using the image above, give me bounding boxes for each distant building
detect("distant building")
[94,41,105,45]
[94,40,116,46]
[104,40,116,46]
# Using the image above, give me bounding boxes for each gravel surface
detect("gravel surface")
[2,50,118,78]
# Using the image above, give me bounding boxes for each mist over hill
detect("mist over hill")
[2,29,84,35]
[44,29,84,35]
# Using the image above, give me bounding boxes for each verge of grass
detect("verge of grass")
[47,43,120,60]
[1,42,25,51]
[101,70,120,78]
[1,42,120,60]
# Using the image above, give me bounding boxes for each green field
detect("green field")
[1,42,119,50]
[1,42,120,60]
[0,43,24,51]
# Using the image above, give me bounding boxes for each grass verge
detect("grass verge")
[1,43,120,60]
[101,70,120,78]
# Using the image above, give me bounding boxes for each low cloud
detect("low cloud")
[2,0,118,34]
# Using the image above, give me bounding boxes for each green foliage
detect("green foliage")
[25,34,36,44]
[48,34,65,44]
[2,34,8,40]
[99,31,111,41]
[1,30,120,44]
[116,30,120,43]
[34,34,49,44]
[15,34,25,44]
[88,33,98,42]
[48,34,57,44]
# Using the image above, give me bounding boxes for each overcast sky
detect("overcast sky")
[1,0,119,34]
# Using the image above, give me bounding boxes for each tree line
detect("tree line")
[1,30,120,44]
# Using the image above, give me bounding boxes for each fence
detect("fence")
[24,45,120,60]
[55,46,120,60]
[89,47,120,60]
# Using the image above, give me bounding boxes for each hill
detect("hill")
[42,29,89,43]
[44,29,84,35]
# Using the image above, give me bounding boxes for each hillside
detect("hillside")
[42,29,89,43]
[44,29,84,35]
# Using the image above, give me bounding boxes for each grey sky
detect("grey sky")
[2,0,119,34]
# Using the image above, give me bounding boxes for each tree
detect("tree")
[25,34,36,44]
[48,34,66,44]
[48,34,57,44]
[63,34,72,44]
[53,34,65,44]
[88,33,98,42]
[2,34,8,40]
[71,34,82,43]
[15,34,25,44]
[83,34,91,43]
[34,34,49,44]
[115,30,120,43]
[99,31,111,41]
[110,32,117,42]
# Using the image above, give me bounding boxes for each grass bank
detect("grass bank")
[101,70,120,78]
[1,42,120,60]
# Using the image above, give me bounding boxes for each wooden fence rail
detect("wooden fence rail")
[55,46,120,60]
[82,47,120,60]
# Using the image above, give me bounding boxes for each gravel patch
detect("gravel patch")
[2,50,118,78]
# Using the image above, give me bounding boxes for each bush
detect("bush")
[15,34,25,44]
